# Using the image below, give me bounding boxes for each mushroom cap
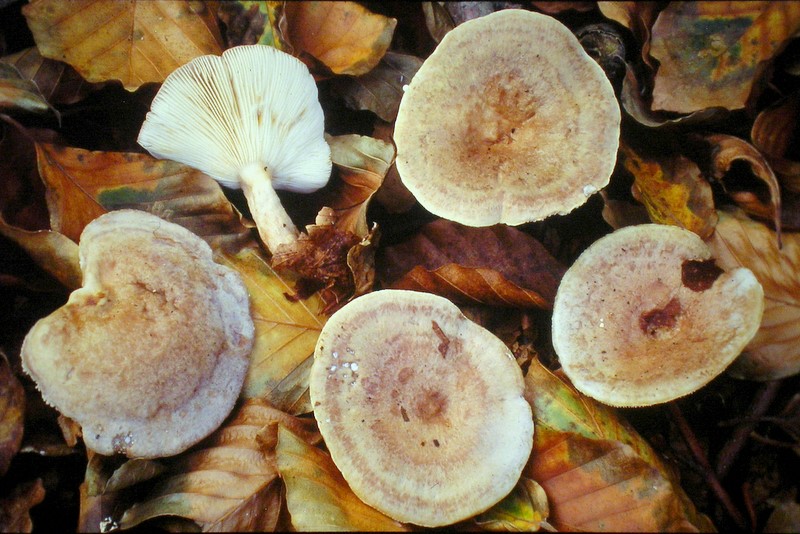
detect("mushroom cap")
[137,44,331,193]
[394,9,620,227]
[20,210,254,458]
[551,224,764,407]
[309,289,533,527]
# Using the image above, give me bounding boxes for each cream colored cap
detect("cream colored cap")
[552,224,764,407]
[394,9,620,226]
[309,289,533,527]
[21,210,254,458]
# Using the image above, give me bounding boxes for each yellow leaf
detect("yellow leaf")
[284,1,396,76]
[216,247,327,414]
[276,424,409,532]
[23,0,223,91]
[117,399,316,531]
[622,143,718,239]
[523,359,715,532]
[706,208,800,379]
[473,478,551,531]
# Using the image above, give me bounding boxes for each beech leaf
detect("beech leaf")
[0,215,81,290]
[0,479,45,533]
[22,0,224,91]
[283,1,396,76]
[276,424,409,532]
[216,246,327,414]
[0,352,25,478]
[0,62,54,117]
[117,399,318,531]
[331,51,423,122]
[703,133,783,241]
[706,208,800,380]
[3,47,100,106]
[473,478,551,531]
[621,142,718,239]
[377,220,566,309]
[34,143,251,250]
[751,91,800,195]
[215,1,284,49]
[523,359,715,532]
[650,2,800,113]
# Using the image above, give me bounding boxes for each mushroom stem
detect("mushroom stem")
[239,163,300,252]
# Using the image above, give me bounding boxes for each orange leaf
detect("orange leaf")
[22,0,223,91]
[378,220,566,309]
[283,1,396,76]
[523,359,715,532]
[34,143,250,249]
[650,2,800,113]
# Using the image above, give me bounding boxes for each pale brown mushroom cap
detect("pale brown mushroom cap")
[394,9,620,227]
[21,210,254,458]
[551,224,764,407]
[309,290,533,527]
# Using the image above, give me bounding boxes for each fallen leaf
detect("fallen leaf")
[0,479,45,533]
[597,1,663,67]
[322,133,394,238]
[215,1,284,49]
[22,0,224,91]
[0,216,81,290]
[706,208,800,380]
[116,399,317,531]
[703,133,782,242]
[331,51,423,122]
[621,142,718,239]
[0,61,54,117]
[531,2,596,14]
[649,2,800,113]
[3,47,101,106]
[751,90,800,193]
[421,2,455,43]
[276,424,409,532]
[378,219,566,309]
[523,359,715,532]
[283,1,396,76]
[371,120,416,214]
[0,351,25,478]
[473,477,551,531]
[216,246,327,414]
[34,143,251,250]
[0,120,53,231]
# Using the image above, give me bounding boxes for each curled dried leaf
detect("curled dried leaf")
[378,220,565,309]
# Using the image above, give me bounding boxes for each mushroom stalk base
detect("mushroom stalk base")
[239,163,300,253]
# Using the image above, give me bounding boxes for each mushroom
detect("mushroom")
[393,9,620,227]
[20,210,254,458]
[551,224,764,407]
[137,45,331,253]
[309,289,533,527]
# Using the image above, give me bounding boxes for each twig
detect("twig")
[667,402,748,530]
[715,380,782,479]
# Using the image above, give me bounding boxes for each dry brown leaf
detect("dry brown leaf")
[523,359,715,532]
[276,424,409,532]
[650,2,800,113]
[597,1,663,67]
[283,1,396,76]
[706,208,800,380]
[378,220,566,309]
[703,134,782,242]
[215,1,284,49]
[115,399,318,531]
[473,477,551,531]
[34,143,250,250]
[3,47,100,106]
[0,351,25,478]
[421,2,455,43]
[622,142,718,239]
[22,0,224,91]
[331,51,423,122]
[0,479,45,533]
[751,91,800,194]
[0,61,54,117]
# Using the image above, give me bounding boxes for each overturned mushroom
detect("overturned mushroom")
[137,45,331,253]
[394,9,620,226]
[309,290,533,527]
[20,210,254,458]
[551,224,764,407]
